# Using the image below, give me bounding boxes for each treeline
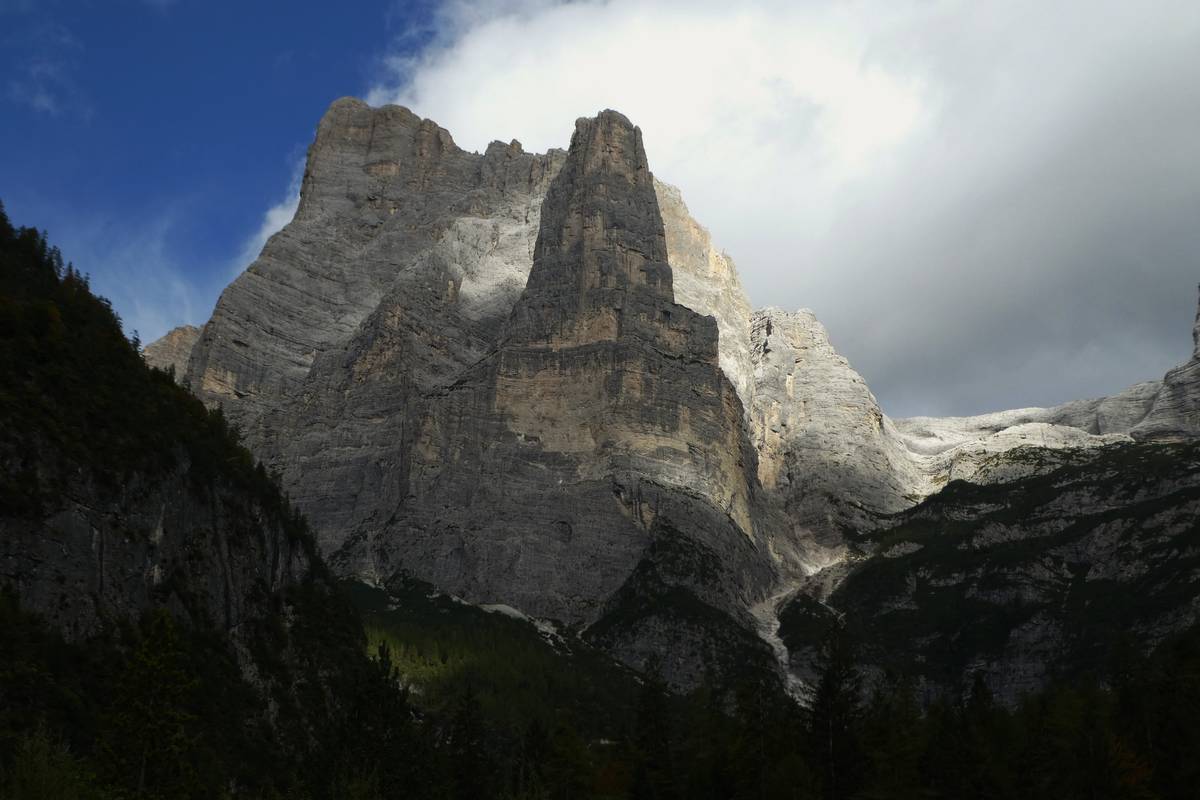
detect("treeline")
[4,591,1199,800]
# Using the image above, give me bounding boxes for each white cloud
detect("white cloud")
[367,0,1200,416]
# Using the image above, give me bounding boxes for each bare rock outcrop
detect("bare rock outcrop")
[656,179,755,407]
[166,100,770,574]
[352,111,780,635]
[185,98,562,447]
[749,308,922,543]
[164,103,790,686]
[142,323,199,379]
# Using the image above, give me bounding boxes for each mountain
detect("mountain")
[164,101,804,688]
[6,93,1200,797]
[149,98,1200,700]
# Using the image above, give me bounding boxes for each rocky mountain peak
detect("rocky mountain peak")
[506,109,716,360]
[142,323,199,378]
[484,139,525,157]
[139,98,1200,699]
[297,97,462,221]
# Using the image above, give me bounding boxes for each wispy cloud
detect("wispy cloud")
[4,19,89,117]
[52,213,207,345]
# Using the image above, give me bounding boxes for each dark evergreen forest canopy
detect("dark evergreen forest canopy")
[2,201,1199,799]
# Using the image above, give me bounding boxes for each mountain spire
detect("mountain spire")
[505,110,715,360]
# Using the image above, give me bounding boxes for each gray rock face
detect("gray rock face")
[1,448,313,643]
[355,111,779,634]
[748,308,922,544]
[655,179,756,408]
[186,98,562,447]
[142,324,199,379]
[168,102,789,687]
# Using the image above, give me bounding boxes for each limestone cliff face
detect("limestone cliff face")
[656,180,755,408]
[186,98,562,447]
[176,100,780,575]
[167,103,784,686]
[749,308,922,544]
[142,324,199,379]
[361,112,776,637]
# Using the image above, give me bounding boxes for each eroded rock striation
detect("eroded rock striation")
[749,308,924,545]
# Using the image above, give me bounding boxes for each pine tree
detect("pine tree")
[2,724,97,800]
[806,627,862,800]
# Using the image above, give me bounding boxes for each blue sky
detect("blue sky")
[1,0,436,341]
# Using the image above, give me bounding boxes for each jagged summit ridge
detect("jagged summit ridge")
[185,96,562,444]
[159,97,1200,554]
[148,96,1200,690]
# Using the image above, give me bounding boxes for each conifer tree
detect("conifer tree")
[806,627,862,800]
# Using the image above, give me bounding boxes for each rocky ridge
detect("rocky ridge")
[152,97,1200,694]
[779,440,1200,703]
